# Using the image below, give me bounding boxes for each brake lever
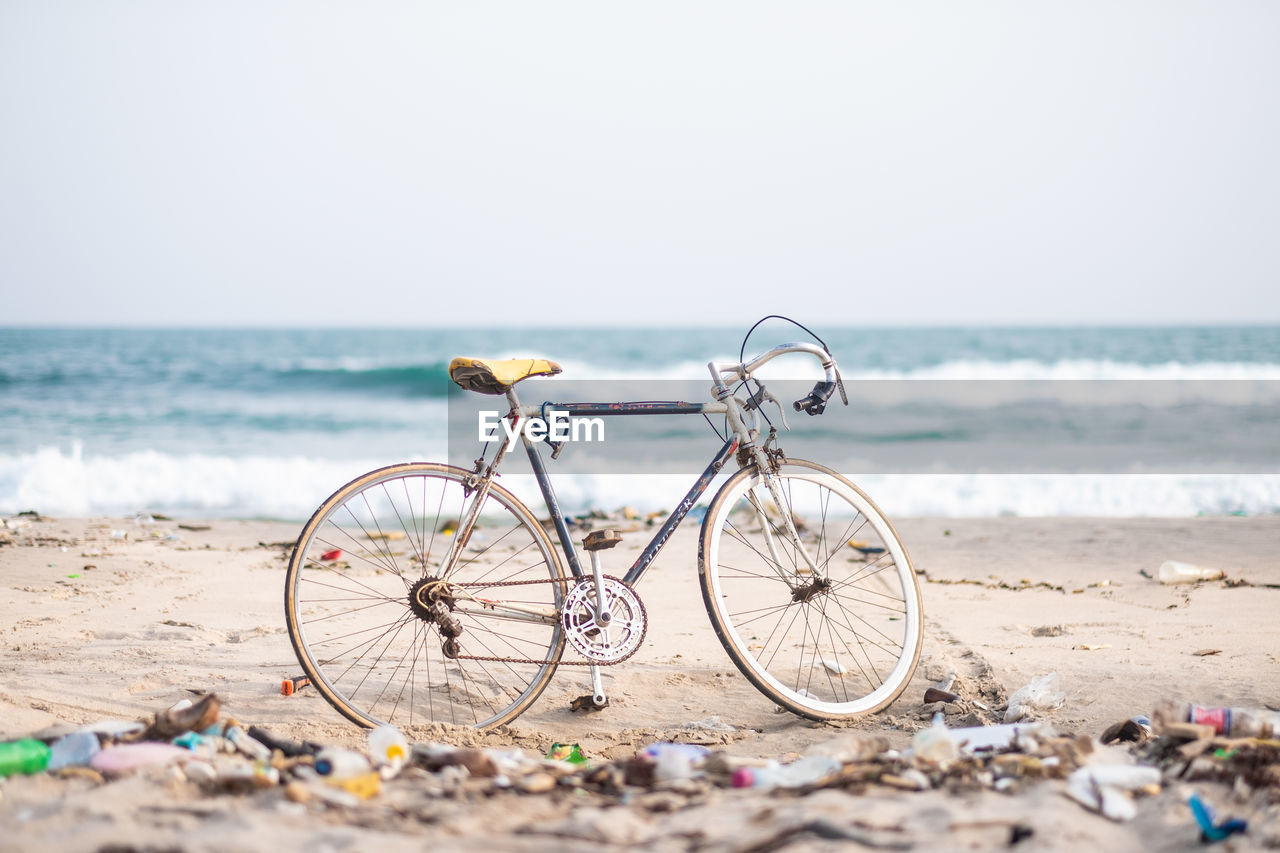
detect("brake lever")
[746,384,791,430]
[835,366,848,406]
[763,388,790,430]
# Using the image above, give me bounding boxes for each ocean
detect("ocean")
[2,325,1278,520]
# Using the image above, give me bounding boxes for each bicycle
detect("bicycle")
[285,328,923,729]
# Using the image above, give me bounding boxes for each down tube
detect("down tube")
[622,437,739,587]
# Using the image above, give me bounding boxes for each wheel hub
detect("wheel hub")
[408,575,455,621]
[409,576,464,657]
[791,575,831,604]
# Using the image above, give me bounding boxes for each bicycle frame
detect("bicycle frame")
[441,342,840,621]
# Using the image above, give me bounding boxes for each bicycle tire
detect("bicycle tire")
[699,459,922,720]
[285,462,567,729]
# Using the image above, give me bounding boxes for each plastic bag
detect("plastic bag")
[1003,671,1065,722]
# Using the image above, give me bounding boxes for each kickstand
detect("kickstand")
[570,664,609,712]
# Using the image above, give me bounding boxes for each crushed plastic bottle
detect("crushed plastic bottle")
[47,731,100,770]
[0,739,51,777]
[730,755,841,789]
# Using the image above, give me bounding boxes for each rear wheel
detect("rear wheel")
[699,459,922,719]
[285,463,566,729]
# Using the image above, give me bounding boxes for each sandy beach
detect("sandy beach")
[1,512,1278,851]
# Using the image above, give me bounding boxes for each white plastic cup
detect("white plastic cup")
[367,725,409,768]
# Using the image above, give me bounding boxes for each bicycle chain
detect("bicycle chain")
[444,575,645,667]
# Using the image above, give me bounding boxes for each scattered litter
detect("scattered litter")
[1153,699,1280,738]
[177,523,211,531]
[1187,793,1248,842]
[1004,672,1065,722]
[280,676,311,696]
[1075,644,1111,651]
[546,742,589,765]
[47,731,100,770]
[683,716,736,733]
[643,743,709,781]
[819,657,848,676]
[1157,561,1225,584]
[1065,764,1161,822]
[923,687,960,704]
[90,743,192,774]
[731,754,841,789]
[1100,716,1152,745]
[1191,649,1222,657]
[0,739,51,777]
[319,549,342,562]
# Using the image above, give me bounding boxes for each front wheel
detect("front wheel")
[699,459,922,720]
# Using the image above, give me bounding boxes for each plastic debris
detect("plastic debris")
[143,692,221,740]
[90,742,193,774]
[1065,764,1161,822]
[1004,672,1065,722]
[1187,793,1249,842]
[1157,561,1225,584]
[731,755,841,789]
[280,676,311,696]
[314,748,372,781]
[0,739,52,777]
[912,713,959,766]
[1152,700,1280,738]
[546,742,589,765]
[1100,716,1153,745]
[643,743,709,782]
[47,731,101,770]
[368,725,409,773]
[319,549,342,561]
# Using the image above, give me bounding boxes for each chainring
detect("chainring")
[560,575,647,663]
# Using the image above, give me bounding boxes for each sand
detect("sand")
[1,513,1278,851]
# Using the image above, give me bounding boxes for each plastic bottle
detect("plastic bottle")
[1152,700,1280,737]
[730,755,841,789]
[0,739,52,777]
[314,748,372,781]
[912,713,959,765]
[47,731,101,770]
[367,725,409,767]
[1157,561,1224,584]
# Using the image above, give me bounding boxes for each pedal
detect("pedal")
[582,529,623,551]
[570,693,610,713]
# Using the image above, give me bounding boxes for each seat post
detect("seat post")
[504,386,522,416]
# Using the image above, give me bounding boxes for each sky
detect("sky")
[1,2,1277,328]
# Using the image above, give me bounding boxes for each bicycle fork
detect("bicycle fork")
[746,459,821,588]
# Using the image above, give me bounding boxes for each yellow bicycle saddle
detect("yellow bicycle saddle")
[448,357,563,395]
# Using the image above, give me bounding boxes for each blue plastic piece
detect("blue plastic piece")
[1188,793,1248,842]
